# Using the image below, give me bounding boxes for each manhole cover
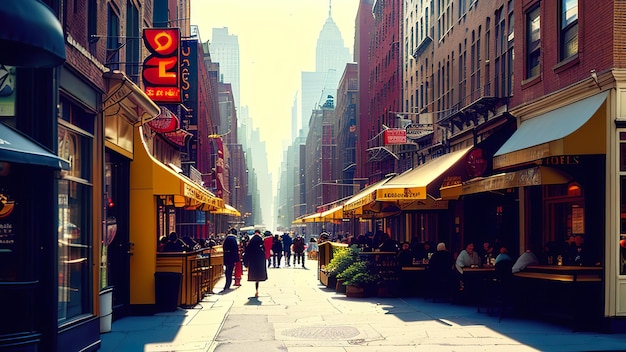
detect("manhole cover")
[281,326,360,340]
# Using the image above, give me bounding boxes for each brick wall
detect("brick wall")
[512,0,615,107]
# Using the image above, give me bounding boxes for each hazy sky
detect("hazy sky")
[190,0,360,177]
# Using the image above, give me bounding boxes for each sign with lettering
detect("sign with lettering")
[405,123,433,140]
[142,28,181,103]
[375,186,426,201]
[383,129,407,145]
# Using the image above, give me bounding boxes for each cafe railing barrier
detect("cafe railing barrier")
[155,246,224,308]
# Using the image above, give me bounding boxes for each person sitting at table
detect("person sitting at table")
[565,234,595,266]
[378,232,400,252]
[494,247,514,283]
[455,242,481,274]
[454,242,482,300]
[415,241,434,263]
[495,246,513,265]
[397,241,415,266]
[482,242,496,266]
[427,242,454,301]
[162,232,189,252]
[512,249,539,273]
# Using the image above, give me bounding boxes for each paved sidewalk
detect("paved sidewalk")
[99,260,626,351]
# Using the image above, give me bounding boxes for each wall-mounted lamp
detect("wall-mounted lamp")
[590,69,601,90]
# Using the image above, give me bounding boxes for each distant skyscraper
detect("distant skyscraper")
[300,3,352,137]
[291,93,298,141]
[209,28,241,110]
[315,6,351,73]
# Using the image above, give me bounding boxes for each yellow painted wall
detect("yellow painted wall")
[129,127,159,305]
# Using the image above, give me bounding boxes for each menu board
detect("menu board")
[572,206,585,234]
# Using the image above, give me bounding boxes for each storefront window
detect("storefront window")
[619,132,626,275]
[57,114,93,323]
[619,176,626,275]
[544,184,586,265]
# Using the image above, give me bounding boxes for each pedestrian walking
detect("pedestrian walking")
[292,235,306,268]
[243,229,268,297]
[263,231,273,268]
[281,232,293,266]
[222,229,239,291]
[271,234,283,267]
[307,237,318,260]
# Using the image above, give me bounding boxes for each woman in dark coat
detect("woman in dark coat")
[244,230,268,297]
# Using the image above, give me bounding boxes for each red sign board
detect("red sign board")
[147,106,180,133]
[142,28,181,103]
[383,129,407,145]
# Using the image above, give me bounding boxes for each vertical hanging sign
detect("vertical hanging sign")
[142,28,181,103]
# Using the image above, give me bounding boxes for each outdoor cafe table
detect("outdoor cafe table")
[458,266,496,305]
[513,265,603,328]
[400,265,427,296]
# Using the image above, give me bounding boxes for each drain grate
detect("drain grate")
[281,326,360,340]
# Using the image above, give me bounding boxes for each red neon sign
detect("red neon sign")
[142,28,181,103]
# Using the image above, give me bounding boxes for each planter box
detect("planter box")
[319,270,338,289]
[335,279,346,293]
[320,270,330,286]
[345,284,365,298]
[327,276,337,290]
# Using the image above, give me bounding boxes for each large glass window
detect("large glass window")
[125,1,140,83]
[507,3,514,96]
[57,99,94,324]
[87,0,98,44]
[107,4,120,71]
[526,6,540,78]
[560,0,578,61]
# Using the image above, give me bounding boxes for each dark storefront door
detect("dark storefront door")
[105,152,131,319]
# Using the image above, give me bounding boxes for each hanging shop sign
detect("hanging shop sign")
[405,123,433,140]
[142,28,181,103]
[147,106,179,133]
[383,128,406,145]
[163,129,193,147]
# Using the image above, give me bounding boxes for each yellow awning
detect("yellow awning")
[131,126,224,211]
[302,205,344,223]
[211,204,241,216]
[440,166,572,199]
[343,176,394,214]
[375,146,473,201]
[399,196,449,210]
[291,214,309,224]
[493,91,608,169]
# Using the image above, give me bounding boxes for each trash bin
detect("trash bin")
[154,272,181,312]
[99,286,114,333]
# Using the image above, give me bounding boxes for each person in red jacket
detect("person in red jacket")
[263,231,273,268]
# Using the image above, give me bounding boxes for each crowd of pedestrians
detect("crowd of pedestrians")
[220,229,318,297]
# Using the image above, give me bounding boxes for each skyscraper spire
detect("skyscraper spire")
[329,0,332,18]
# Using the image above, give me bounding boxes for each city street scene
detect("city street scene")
[98,259,626,352]
[3,0,626,351]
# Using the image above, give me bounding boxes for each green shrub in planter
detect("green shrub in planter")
[338,260,380,287]
[323,245,360,279]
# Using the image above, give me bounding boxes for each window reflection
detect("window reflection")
[57,111,93,324]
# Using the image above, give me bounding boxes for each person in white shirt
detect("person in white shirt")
[512,250,540,273]
[455,242,481,274]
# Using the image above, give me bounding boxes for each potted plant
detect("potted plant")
[321,245,360,290]
[339,260,380,297]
